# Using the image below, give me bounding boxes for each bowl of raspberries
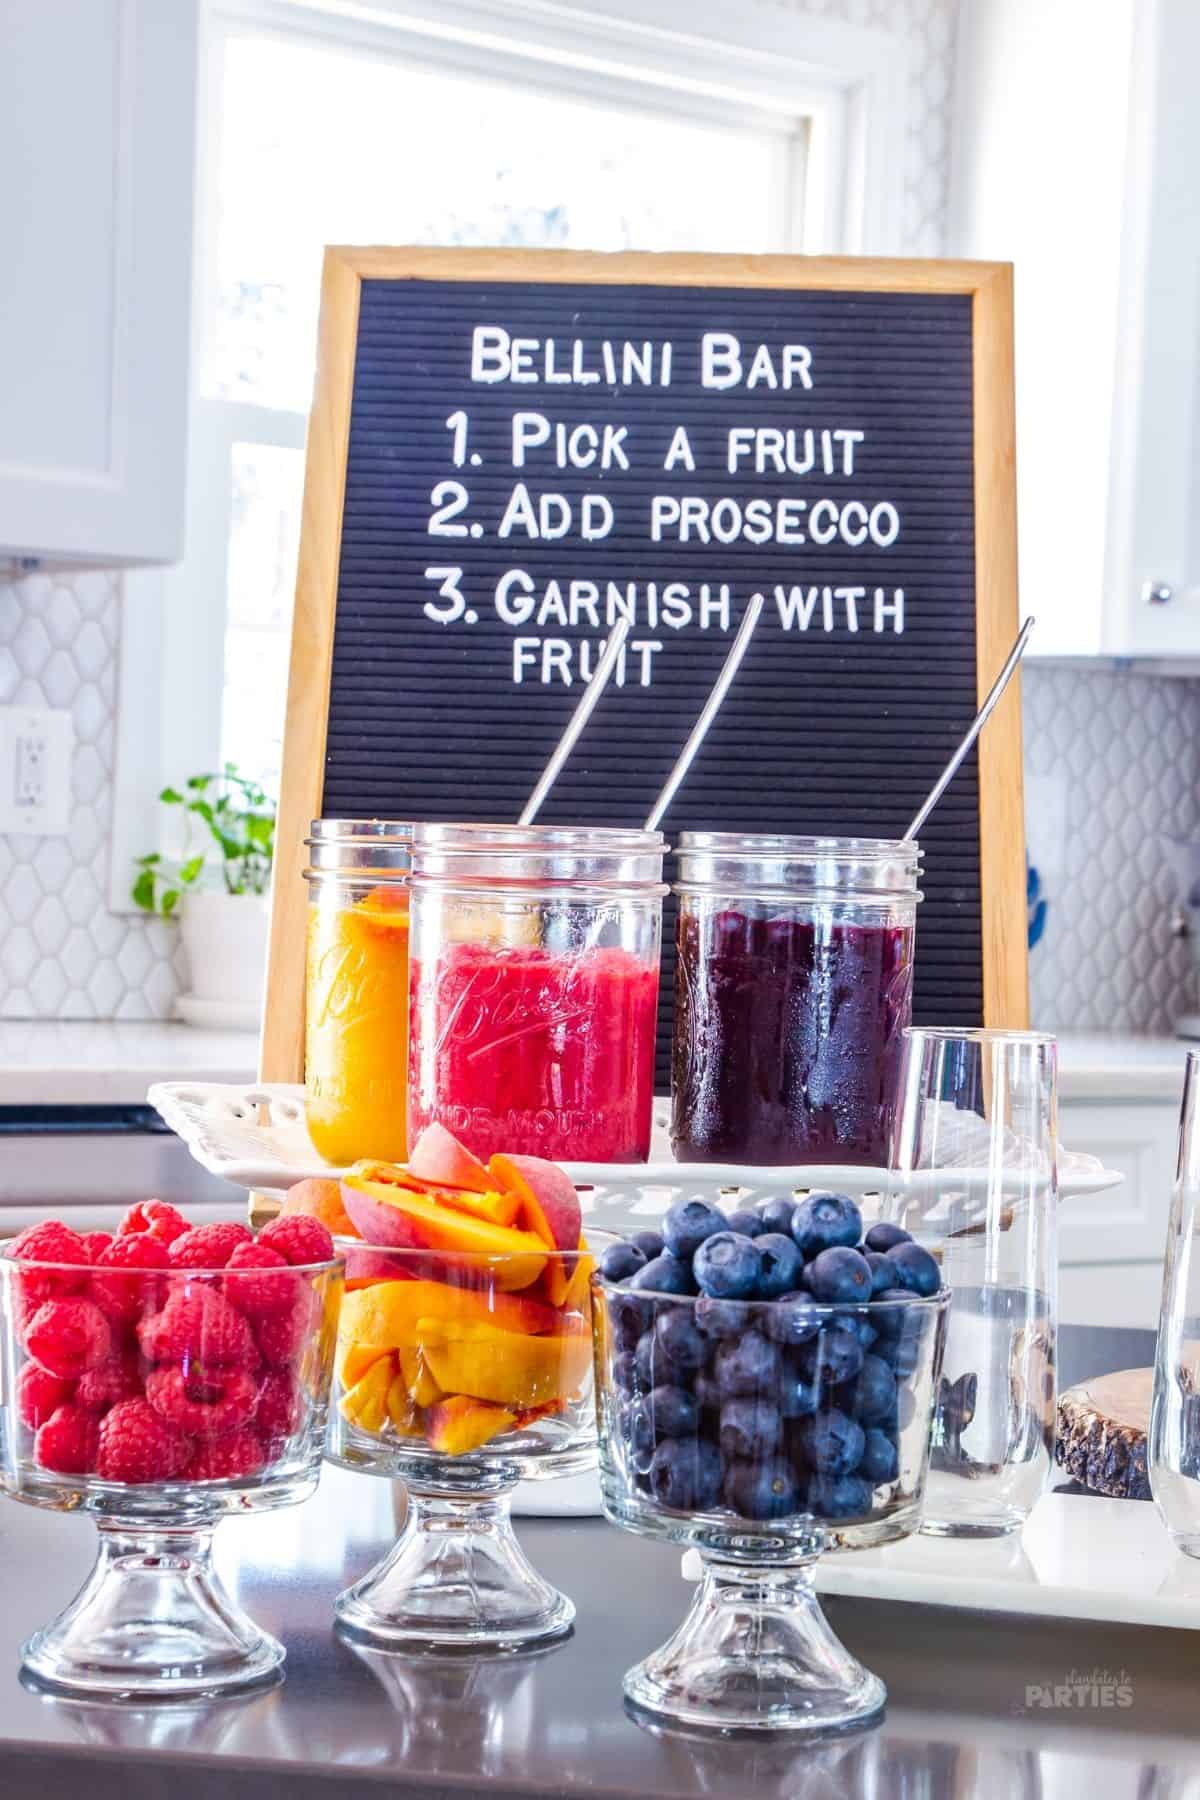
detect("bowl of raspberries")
[591,1189,949,1736]
[0,1201,342,1699]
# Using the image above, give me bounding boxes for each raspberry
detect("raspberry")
[253,1294,312,1368]
[75,1354,142,1414]
[169,1222,254,1270]
[91,1233,170,1323]
[185,1430,265,1483]
[9,1221,90,1307]
[118,1200,191,1246]
[258,1215,335,1267]
[35,1403,99,1475]
[145,1364,259,1438]
[223,1242,299,1318]
[83,1231,114,1264]
[255,1369,303,1443]
[26,1298,112,1379]
[137,1285,256,1367]
[17,1361,75,1429]
[96,1397,189,1483]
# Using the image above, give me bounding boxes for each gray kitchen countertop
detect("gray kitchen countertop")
[0,1327,1194,1800]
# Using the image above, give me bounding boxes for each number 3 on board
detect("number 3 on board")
[423,566,467,623]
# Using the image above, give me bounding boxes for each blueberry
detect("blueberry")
[779,1371,821,1418]
[599,1242,647,1284]
[693,1232,762,1299]
[620,1401,656,1474]
[630,1253,695,1296]
[695,1294,752,1339]
[755,1232,804,1299]
[798,1408,865,1475]
[725,1210,767,1239]
[695,1372,723,1415]
[885,1242,941,1298]
[634,1330,658,1389]
[609,1291,652,1351]
[864,1222,912,1253]
[719,1397,783,1460]
[761,1292,820,1347]
[858,1426,899,1485]
[891,1330,922,1379]
[847,1312,878,1350]
[713,1329,781,1397]
[648,1437,722,1510]
[807,1474,873,1520]
[897,1386,917,1431]
[849,1354,897,1425]
[655,1306,708,1371]
[663,1198,727,1262]
[723,1456,801,1521]
[869,1289,912,1340]
[808,1246,873,1304]
[791,1192,863,1258]
[757,1198,797,1237]
[631,1231,665,1261]
[643,1385,699,1438]
[803,1322,864,1387]
[612,1349,639,1394]
[864,1251,894,1297]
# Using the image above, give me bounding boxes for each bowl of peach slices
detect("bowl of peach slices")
[287,1123,600,1653]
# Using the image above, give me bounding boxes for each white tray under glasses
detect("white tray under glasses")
[147,1080,1123,1205]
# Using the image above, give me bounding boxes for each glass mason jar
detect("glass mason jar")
[408,823,667,1165]
[304,819,413,1167]
[671,834,922,1166]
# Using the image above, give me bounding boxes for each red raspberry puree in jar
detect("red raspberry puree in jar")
[410,942,659,1163]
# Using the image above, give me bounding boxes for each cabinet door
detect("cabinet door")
[1108,0,1200,655]
[0,0,196,565]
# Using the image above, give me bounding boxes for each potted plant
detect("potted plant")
[132,767,276,1028]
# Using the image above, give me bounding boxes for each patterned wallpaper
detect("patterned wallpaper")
[2,0,1197,1039]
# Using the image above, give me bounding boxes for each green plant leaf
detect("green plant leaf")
[186,774,212,791]
[134,852,162,868]
[158,786,184,804]
[189,799,215,827]
[161,888,181,917]
[179,855,205,885]
[131,869,157,911]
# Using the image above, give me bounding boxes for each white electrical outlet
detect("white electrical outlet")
[0,707,73,835]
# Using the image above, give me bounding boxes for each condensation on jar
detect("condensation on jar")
[303,820,413,1168]
[671,834,922,1168]
[407,823,667,1165]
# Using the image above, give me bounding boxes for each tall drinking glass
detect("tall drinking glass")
[1150,1049,1200,1555]
[888,1028,1058,1537]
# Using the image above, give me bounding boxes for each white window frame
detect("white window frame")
[111,0,910,911]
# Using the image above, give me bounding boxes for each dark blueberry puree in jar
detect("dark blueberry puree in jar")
[671,905,915,1167]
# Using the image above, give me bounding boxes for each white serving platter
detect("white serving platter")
[681,1491,1200,1631]
[147,1080,1123,1203]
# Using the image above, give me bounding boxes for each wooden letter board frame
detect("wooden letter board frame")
[261,248,1027,1085]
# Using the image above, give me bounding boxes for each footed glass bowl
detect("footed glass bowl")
[326,1237,601,1652]
[593,1278,948,1733]
[0,1246,341,1698]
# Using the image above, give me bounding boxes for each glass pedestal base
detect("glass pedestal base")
[21,1522,284,1700]
[334,1486,574,1654]
[624,1557,885,1735]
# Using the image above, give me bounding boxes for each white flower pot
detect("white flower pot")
[177,890,270,1030]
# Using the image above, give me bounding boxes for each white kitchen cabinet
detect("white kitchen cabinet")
[950,0,1200,659]
[1058,1095,1178,1331]
[0,0,197,565]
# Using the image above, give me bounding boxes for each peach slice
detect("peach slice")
[430,1186,523,1229]
[398,1342,442,1408]
[339,1356,395,1432]
[488,1154,582,1252]
[336,1339,390,1390]
[385,1370,423,1435]
[408,1122,493,1194]
[416,1317,593,1410]
[425,1395,517,1456]
[338,1278,560,1349]
[341,1172,548,1289]
[283,1176,359,1239]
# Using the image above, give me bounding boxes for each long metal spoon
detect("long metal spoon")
[518,618,632,826]
[644,592,765,832]
[905,615,1035,841]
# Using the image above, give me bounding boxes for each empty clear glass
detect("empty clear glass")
[1150,1049,1200,1554]
[888,1028,1058,1538]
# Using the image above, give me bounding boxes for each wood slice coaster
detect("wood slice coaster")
[1055,1368,1152,1500]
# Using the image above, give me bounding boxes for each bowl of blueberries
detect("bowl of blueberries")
[590,1189,949,1735]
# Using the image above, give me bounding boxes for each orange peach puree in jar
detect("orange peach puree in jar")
[305,885,410,1165]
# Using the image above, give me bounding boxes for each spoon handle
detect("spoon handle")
[905,615,1035,841]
